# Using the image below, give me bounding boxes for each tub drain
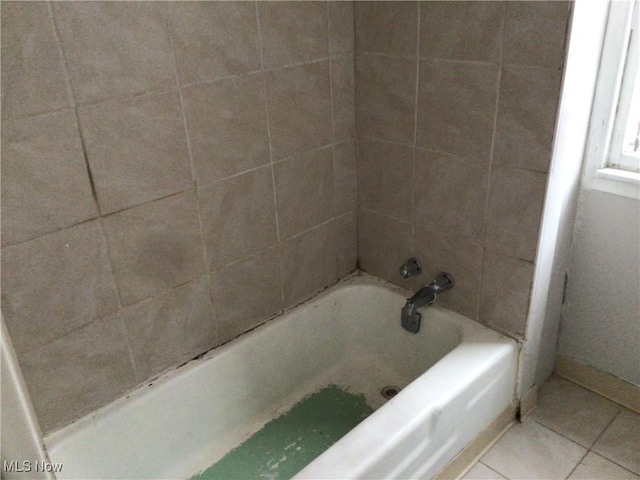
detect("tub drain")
[381,386,401,399]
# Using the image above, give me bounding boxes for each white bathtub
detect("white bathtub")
[44,274,517,480]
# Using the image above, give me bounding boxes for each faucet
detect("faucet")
[401,272,454,333]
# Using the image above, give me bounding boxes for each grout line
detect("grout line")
[409,1,421,255]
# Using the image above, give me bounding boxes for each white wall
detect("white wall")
[559,189,640,386]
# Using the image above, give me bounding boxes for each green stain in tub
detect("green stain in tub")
[189,385,374,480]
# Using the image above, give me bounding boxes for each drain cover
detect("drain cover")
[381,386,400,399]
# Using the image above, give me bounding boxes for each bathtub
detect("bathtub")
[44,274,517,480]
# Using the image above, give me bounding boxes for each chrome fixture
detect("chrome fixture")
[399,258,422,278]
[401,272,454,334]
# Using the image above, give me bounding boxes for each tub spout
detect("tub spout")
[401,272,454,334]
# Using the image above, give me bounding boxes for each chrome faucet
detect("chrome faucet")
[401,272,454,333]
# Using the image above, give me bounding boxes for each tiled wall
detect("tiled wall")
[355,1,570,338]
[1,1,356,434]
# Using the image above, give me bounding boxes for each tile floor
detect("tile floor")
[463,374,640,479]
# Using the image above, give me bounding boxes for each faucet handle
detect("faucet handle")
[399,258,422,278]
[430,272,454,292]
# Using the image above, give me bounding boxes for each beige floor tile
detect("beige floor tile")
[533,374,620,447]
[481,420,586,479]
[569,452,640,479]
[593,409,640,475]
[462,462,507,480]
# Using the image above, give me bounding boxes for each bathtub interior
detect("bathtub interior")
[44,275,514,480]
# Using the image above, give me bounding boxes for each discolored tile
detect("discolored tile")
[331,55,356,143]
[258,1,328,69]
[355,1,418,56]
[19,313,136,434]
[1,2,71,118]
[2,221,119,354]
[169,1,260,85]
[182,74,270,185]
[336,212,358,279]
[274,147,335,240]
[79,92,192,214]
[121,276,217,381]
[212,247,283,344]
[199,166,278,270]
[569,452,640,480]
[265,61,332,159]
[1,111,97,246]
[102,191,206,306]
[52,1,175,103]
[333,140,358,215]
[593,409,640,475]
[329,1,354,57]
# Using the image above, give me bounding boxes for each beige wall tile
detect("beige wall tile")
[281,222,337,308]
[102,191,205,305]
[417,60,498,160]
[274,147,335,240]
[503,1,570,69]
[414,228,483,320]
[336,212,358,279]
[121,277,216,382]
[356,54,417,145]
[79,92,192,214]
[358,209,412,286]
[199,166,278,270]
[52,2,175,103]
[493,66,562,173]
[19,314,136,434]
[333,140,358,215]
[265,61,332,159]
[1,111,97,245]
[1,2,71,118]
[479,251,534,338]
[212,247,283,344]
[2,221,119,353]
[258,2,328,69]
[331,55,356,143]
[419,1,504,62]
[169,2,260,86]
[485,167,547,262]
[414,149,489,245]
[329,2,355,57]
[182,74,270,186]
[358,139,413,222]
[355,2,418,56]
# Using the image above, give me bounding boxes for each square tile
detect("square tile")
[416,60,498,160]
[481,421,586,479]
[281,221,337,308]
[462,462,507,480]
[414,149,489,245]
[503,1,570,69]
[336,212,357,279]
[198,166,278,271]
[182,73,270,186]
[533,374,620,447]
[121,276,216,382]
[102,191,206,305]
[485,167,547,262]
[19,314,136,434]
[493,66,563,173]
[212,247,283,344]
[274,147,334,240]
[333,140,358,215]
[169,1,260,85]
[1,2,71,118]
[355,54,417,145]
[593,409,640,474]
[52,1,175,103]
[357,138,413,222]
[258,1,328,69]
[329,1,354,57]
[264,61,332,159]
[569,452,640,479]
[479,251,534,338]
[331,55,356,143]
[355,1,418,56]
[79,92,192,214]
[419,1,503,62]
[1,111,97,245]
[2,221,119,353]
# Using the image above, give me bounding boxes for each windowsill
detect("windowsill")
[587,167,640,199]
